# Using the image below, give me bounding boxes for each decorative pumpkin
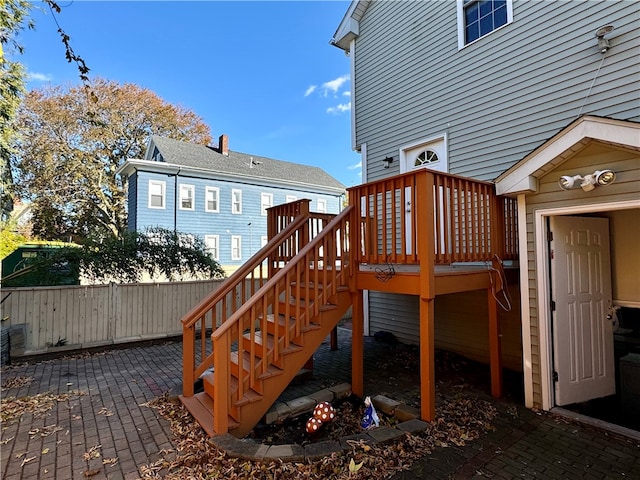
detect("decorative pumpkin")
[305,416,322,434]
[313,401,336,423]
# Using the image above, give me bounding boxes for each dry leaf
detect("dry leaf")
[42,448,50,454]
[83,469,100,477]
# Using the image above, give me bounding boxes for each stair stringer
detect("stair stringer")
[227,286,352,438]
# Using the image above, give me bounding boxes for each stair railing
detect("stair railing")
[182,210,319,397]
[211,206,352,434]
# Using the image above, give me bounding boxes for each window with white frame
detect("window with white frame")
[205,187,219,212]
[316,199,327,213]
[148,180,166,209]
[231,189,242,214]
[179,184,194,210]
[261,193,273,216]
[286,195,297,203]
[261,236,268,248]
[457,0,512,49]
[400,134,448,174]
[204,235,219,260]
[231,235,242,260]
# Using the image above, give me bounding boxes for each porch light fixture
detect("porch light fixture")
[558,169,616,192]
[383,156,394,169]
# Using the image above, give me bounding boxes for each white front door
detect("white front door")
[550,215,615,406]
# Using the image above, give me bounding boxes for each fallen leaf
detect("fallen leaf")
[42,448,50,454]
[83,469,100,477]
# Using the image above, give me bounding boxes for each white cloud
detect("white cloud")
[28,72,53,82]
[348,161,362,170]
[326,102,351,114]
[343,91,351,97]
[304,85,317,97]
[321,75,349,97]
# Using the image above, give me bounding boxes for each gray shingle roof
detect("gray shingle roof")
[147,136,345,192]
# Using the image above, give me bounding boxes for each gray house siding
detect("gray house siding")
[341,0,639,361]
[353,0,639,182]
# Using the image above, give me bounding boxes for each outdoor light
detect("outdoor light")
[595,169,616,186]
[383,156,394,169]
[558,169,616,191]
[595,25,614,54]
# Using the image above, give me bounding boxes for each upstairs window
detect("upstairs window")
[148,180,166,209]
[205,187,219,212]
[261,193,273,216]
[179,184,194,210]
[316,199,327,213]
[457,0,512,49]
[232,189,242,214]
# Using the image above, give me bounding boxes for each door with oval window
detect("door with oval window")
[399,135,448,253]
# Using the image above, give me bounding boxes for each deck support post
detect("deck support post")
[419,297,436,421]
[351,290,364,398]
[488,288,503,398]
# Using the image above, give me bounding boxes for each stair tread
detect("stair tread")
[179,392,239,437]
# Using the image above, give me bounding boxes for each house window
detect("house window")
[457,0,513,49]
[261,236,268,248]
[400,134,448,174]
[261,193,273,216]
[317,199,327,213]
[148,180,166,209]
[204,235,219,260]
[286,195,297,203]
[232,189,242,214]
[205,187,219,212]
[179,184,195,210]
[231,235,242,260]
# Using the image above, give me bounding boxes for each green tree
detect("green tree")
[5,227,225,286]
[13,78,212,240]
[0,218,27,260]
[0,0,32,221]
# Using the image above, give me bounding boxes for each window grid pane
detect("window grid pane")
[464,0,508,44]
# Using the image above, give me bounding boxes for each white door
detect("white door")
[550,216,615,406]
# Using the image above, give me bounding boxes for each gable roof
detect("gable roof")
[495,116,640,195]
[119,136,345,195]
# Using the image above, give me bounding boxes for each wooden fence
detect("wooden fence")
[1,279,232,357]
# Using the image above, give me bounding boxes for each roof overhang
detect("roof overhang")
[496,116,640,195]
[330,0,369,51]
[116,159,346,196]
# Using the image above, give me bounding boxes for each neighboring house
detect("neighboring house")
[332,0,639,426]
[118,135,345,274]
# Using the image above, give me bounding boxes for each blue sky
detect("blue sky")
[15,0,362,186]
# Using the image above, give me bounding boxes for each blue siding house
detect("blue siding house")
[118,135,345,274]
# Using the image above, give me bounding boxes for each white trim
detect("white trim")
[179,184,195,211]
[148,180,166,209]
[261,192,273,216]
[317,198,327,213]
[286,195,297,203]
[456,0,513,50]
[517,194,534,408]
[532,199,640,411]
[399,133,448,174]
[231,235,242,261]
[350,38,357,152]
[205,186,220,213]
[204,234,219,261]
[231,189,242,215]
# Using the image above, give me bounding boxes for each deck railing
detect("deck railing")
[348,169,518,266]
[210,206,352,433]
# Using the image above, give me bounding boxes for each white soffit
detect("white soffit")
[496,116,640,195]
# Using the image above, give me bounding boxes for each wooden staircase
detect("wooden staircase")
[180,201,353,438]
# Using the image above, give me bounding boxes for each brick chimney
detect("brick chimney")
[218,134,229,156]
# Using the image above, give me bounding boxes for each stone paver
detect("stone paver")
[1,329,640,479]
